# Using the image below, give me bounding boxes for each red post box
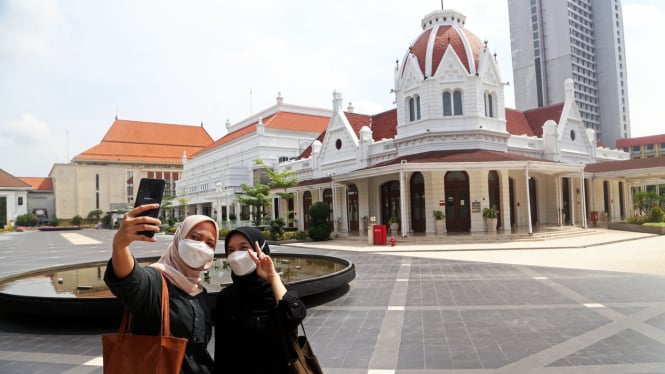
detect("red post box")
[590,211,598,225]
[373,225,387,245]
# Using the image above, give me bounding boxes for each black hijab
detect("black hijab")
[224,227,271,290]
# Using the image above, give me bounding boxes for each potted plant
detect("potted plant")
[482,207,499,232]
[362,216,369,231]
[388,216,399,233]
[433,210,446,234]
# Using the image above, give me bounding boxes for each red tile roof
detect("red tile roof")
[616,134,665,148]
[18,177,53,191]
[0,169,32,188]
[74,119,213,164]
[299,109,398,159]
[408,25,483,77]
[505,108,535,136]
[522,103,564,137]
[194,111,330,157]
[585,157,665,173]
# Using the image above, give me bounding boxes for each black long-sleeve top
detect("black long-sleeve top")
[104,259,214,374]
[213,282,306,374]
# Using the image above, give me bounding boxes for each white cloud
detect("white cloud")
[0,0,63,60]
[1,113,51,144]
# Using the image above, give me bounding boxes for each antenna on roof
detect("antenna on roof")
[441,0,444,9]
[66,130,69,162]
[249,88,253,115]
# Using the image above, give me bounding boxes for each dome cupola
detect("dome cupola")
[402,9,485,79]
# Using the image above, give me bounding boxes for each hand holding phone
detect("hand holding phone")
[134,178,166,238]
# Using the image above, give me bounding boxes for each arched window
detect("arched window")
[408,95,421,122]
[443,91,452,116]
[485,92,495,118]
[453,90,463,115]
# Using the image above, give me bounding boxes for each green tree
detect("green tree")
[238,182,272,226]
[307,201,331,241]
[633,191,661,216]
[255,159,299,225]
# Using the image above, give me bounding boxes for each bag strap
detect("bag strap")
[278,320,308,359]
[116,272,171,338]
[160,273,171,336]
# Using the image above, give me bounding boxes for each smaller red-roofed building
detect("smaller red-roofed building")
[49,118,213,219]
[0,169,32,227]
[18,177,54,225]
[616,134,665,159]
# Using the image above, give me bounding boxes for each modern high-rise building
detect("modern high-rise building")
[508,0,631,148]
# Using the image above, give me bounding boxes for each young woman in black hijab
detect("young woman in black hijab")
[214,227,307,374]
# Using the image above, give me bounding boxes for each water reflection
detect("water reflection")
[0,255,345,299]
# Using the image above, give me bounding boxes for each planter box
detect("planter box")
[608,222,665,235]
[435,220,446,234]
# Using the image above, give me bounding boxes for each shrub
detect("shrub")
[269,217,286,241]
[102,214,113,229]
[86,209,103,224]
[626,215,647,225]
[307,202,331,241]
[433,210,445,220]
[649,206,665,222]
[15,213,39,227]
[49,217,60,226]
[482,207,499,218]
[71,215,83,226]
[219,228,231,239]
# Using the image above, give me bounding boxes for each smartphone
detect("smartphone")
[134,178,166,238]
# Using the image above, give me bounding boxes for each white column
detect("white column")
[525,165,533,235]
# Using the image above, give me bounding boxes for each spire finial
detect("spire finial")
[441,0,444,10]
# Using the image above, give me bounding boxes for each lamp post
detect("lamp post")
[215,182,223,227]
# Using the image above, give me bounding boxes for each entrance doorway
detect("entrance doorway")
[444,171,470,232]
[488,170,500,229]
[347,184,359,232]
[410,173,425,233]
[0,196,5,227]
[303,191,312,230]
[381,181,400,225]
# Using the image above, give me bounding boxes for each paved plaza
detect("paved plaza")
[1,228,665,373]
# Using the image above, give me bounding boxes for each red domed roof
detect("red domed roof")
[402,10,484,78]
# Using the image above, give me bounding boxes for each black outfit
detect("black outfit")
[105,259,214,374]
[214,227,307,374]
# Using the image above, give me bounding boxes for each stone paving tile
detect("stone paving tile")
[3,230,665,373]
[548,329,665,366]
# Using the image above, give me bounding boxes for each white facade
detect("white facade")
[508,0,631,147]
[175,100,332,224]
[177,8,632,236]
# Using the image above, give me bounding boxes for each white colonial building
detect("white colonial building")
[177,8,643,236]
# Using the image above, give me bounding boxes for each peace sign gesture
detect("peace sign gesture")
[247,241,278,281]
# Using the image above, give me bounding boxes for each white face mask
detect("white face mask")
[227,250,257,276]
[178,238,214,269]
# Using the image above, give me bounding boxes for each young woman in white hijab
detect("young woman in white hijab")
[104,204,218,374]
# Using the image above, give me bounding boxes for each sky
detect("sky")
[1,0,663,177]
